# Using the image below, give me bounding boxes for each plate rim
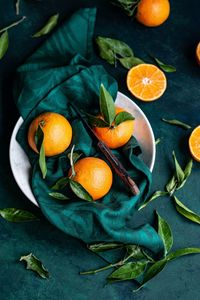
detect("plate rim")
[9,91,156,207]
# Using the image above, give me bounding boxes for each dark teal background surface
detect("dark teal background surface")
[0,1,200,299]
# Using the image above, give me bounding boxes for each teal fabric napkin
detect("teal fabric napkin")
[14,8,163,254]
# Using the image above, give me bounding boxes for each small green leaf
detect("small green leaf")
[155,138,161,145]
[138,191,168,210]
[0,208,39,222]
[172,151,185,186]
[165,175,177,195]
[100,84,116,126]
[96,36,133,65]
[162,118,191,130]
[0,31,9,59]
[119,56,144,69]
[177,159,193,190]
[134,259,167,292]
[173,196,200,225]
[167,248,200,261]
[20,253,49,279]
[32,13,59,37]
[111,0,138,17]
[152,57,176,73]
[108,261,147,282]
[86,113,109,128]
[51,177,69,190]
[88,242,124,252]
[69,180,93,202]
[114,111,135,126]
[49,192,69,200]
[156,211,173,255]
[35,125,47,179]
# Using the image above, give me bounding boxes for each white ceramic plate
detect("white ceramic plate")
[9,92,156,207]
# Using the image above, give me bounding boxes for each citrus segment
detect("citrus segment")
[189,126,200,162]
[69,157,113,200]
[127,64,167,101]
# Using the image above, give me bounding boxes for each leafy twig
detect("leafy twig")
[0,16,26,34]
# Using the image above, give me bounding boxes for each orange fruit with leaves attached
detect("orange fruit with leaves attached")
[196,42,200,66]
[28,112,72,157]
[136,0,170,27]
[127,64,167,101]
[93,107,134,149]
[69,157,113,200]
[189,126,200,162]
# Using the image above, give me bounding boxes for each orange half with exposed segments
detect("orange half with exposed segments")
[189,125,200,162]
[127,64,167,102]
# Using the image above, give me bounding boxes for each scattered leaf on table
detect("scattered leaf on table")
[86,113,109,127]
[156,211,173,255]
[134,259,167,292]
[162,118,191,130]
[88,242,124,252]
[125,245,147,260]
[108,261,147,283]
[51,177,69,190]
[20,253,49,279]
[69,180,93,202]
[0,31,9,60]
[114,111,135,126]
[173,196,200,225]
[100,84,116,126]
[111,0,138,17]
[138,191,168,210]
[119,56,144,69]
[165,175,177,195]
[167,247,200,261]
[172,151,185,187]
[177,159,193,190]
[49,192,69,200]
[32,13,59,37]
[152,57,176,73]
[0,208,39,222]
[96,36,133,65]
[35,125,47,179]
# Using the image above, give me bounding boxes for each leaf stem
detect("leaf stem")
[0,16,26,33]
[70,145,76,177]
[16,0,20,15]
[80,260,123,275]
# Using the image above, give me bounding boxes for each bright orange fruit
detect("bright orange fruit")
[69,157,113,200]
[127,64,167,102]
[28,112,72,157]
[196,42,200,65]
[189,126,200,162]
[136,0,170,27]
[93,107,134,149]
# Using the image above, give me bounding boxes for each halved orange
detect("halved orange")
[127,64,167,102]
[189,126,200,162]
[196,42,200,65]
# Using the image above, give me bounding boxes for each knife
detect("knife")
[69,102,140,196]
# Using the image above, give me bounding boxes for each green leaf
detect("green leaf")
[0,208,39,222]
[165,175,177,195]
[49,192,69,200]
[108,261,147,282]
[125,245,147,260]
[51,177,69,190]
[35,125,47,179]
[111,0,139,17]
[173,196,200,225]
[138,191,168,210]
[172,151,185,186]
[114,111,135,126]
[32,13,59,37]
[134,259,167,292]
[88,242,124,252]
[100,84,116,126]
[162,118,191,130]
[167,248,200,261]
[177,159,193,190]
[0,31,9,60]
[69,180,93,202]
[96,36,133,65]
[152,57,176,73]
[20,253,49,279]
[119,56,144,69]
[86,113,109,128]
[156,211,173,255]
